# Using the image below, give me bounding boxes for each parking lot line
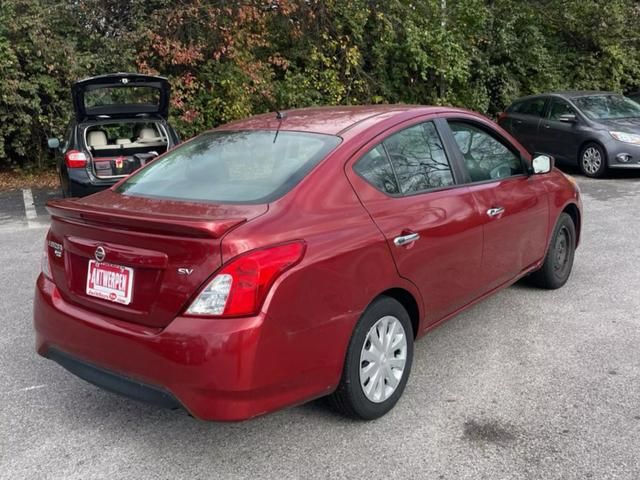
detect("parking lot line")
[21,188,39,228]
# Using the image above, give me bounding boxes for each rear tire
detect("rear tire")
[579,143,607,178]
[328,296,414,420]
[529,213,576,289]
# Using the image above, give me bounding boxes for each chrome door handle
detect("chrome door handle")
[393,232,420,247]
[486,207,505,217]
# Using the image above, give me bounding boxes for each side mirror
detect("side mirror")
[531,153,554,174]
[558,113,577,123]
[47,138,60,149]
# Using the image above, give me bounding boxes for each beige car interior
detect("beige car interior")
[85,122,169,178]
[86,123,168,151]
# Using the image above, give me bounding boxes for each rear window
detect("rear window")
[84,86,161,109]
[116,130,341,204]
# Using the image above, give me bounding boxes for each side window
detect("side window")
[353,145,400,195]
[449,121,524,182]
[548,99,575,121]
[382,122,454,195]
[513,98,546,117]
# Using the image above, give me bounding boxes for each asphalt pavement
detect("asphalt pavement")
[1,175,639,479]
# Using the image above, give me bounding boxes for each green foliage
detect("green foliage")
[1,0,640,168]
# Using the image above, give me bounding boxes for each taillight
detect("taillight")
[64,150,87,168]
[186,241,306,317]
[497,112,508,123]
[41,237,52,280]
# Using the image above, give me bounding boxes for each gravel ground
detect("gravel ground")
[1,174,639,480]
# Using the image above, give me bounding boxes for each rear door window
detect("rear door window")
[117,130,341,204]
[354,145,400,195]
[382,122,455,194]
[510,98,547,117]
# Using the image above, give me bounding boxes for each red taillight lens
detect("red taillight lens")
[64,150,87,168]
[186,241,306,317]
[497,112,507,122]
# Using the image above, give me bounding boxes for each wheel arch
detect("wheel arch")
[562,202,581,246]
[578,139,608,163]
[377,287,421,339]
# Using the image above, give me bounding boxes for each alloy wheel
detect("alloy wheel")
[582,147,602,175]
[359,315,407,403]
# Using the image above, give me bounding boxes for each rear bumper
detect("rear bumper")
[34,275,337,421]
[67,169,119,197]
[46,348,181,410]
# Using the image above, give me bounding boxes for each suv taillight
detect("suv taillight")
[497,112,508,123]
[64,150,87,168]
[186,241,306,317]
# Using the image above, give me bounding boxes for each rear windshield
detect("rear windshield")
[85,86,161,109]
[116,130,341,204]
[574,94,640,120]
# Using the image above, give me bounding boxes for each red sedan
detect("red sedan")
[34,105,582,421]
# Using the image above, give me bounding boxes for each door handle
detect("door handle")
[543,123,551,129]
[486,207,505,217]
[393,232,420,247]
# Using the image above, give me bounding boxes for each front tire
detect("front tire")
[529,212,576,289]
[328,296,414,420]
[579,143,607,178]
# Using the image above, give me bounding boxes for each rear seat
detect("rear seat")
[87,126,167,152]
[87,131,110,150]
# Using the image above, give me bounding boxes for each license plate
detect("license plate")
[86,260,134,305]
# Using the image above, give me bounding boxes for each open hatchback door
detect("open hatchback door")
[72,73,170,121]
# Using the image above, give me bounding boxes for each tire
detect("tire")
[328,296,414,420]
[529,213,576,289]
[579,143,607,178]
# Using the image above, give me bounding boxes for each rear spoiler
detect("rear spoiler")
[47,200,246,239]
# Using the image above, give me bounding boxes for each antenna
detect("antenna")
[273,110,286,143]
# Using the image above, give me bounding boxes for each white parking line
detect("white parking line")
[21,188,39,228]
[22,188,38,227]
[1,384,47,395]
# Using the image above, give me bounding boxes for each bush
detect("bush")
[1,0,639,169]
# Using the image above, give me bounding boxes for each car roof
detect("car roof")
[216,105,466,137]
[512,91,620,103]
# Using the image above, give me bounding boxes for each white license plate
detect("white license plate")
[86,260,134,305]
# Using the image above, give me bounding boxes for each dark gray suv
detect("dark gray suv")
[499,91,640,178]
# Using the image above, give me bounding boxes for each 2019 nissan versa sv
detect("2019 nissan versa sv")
[47,73,180,197]
[34,106,582,421]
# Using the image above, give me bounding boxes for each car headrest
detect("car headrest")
[138,128,156,140]
[87,130,108,147]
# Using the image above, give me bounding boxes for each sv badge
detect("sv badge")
[178,268,194,276]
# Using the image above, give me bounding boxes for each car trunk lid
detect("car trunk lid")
[72,73,170,121]
[46,190,267,328]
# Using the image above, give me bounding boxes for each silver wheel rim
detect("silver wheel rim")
[582,147,602,175]
[359,315,407,403]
